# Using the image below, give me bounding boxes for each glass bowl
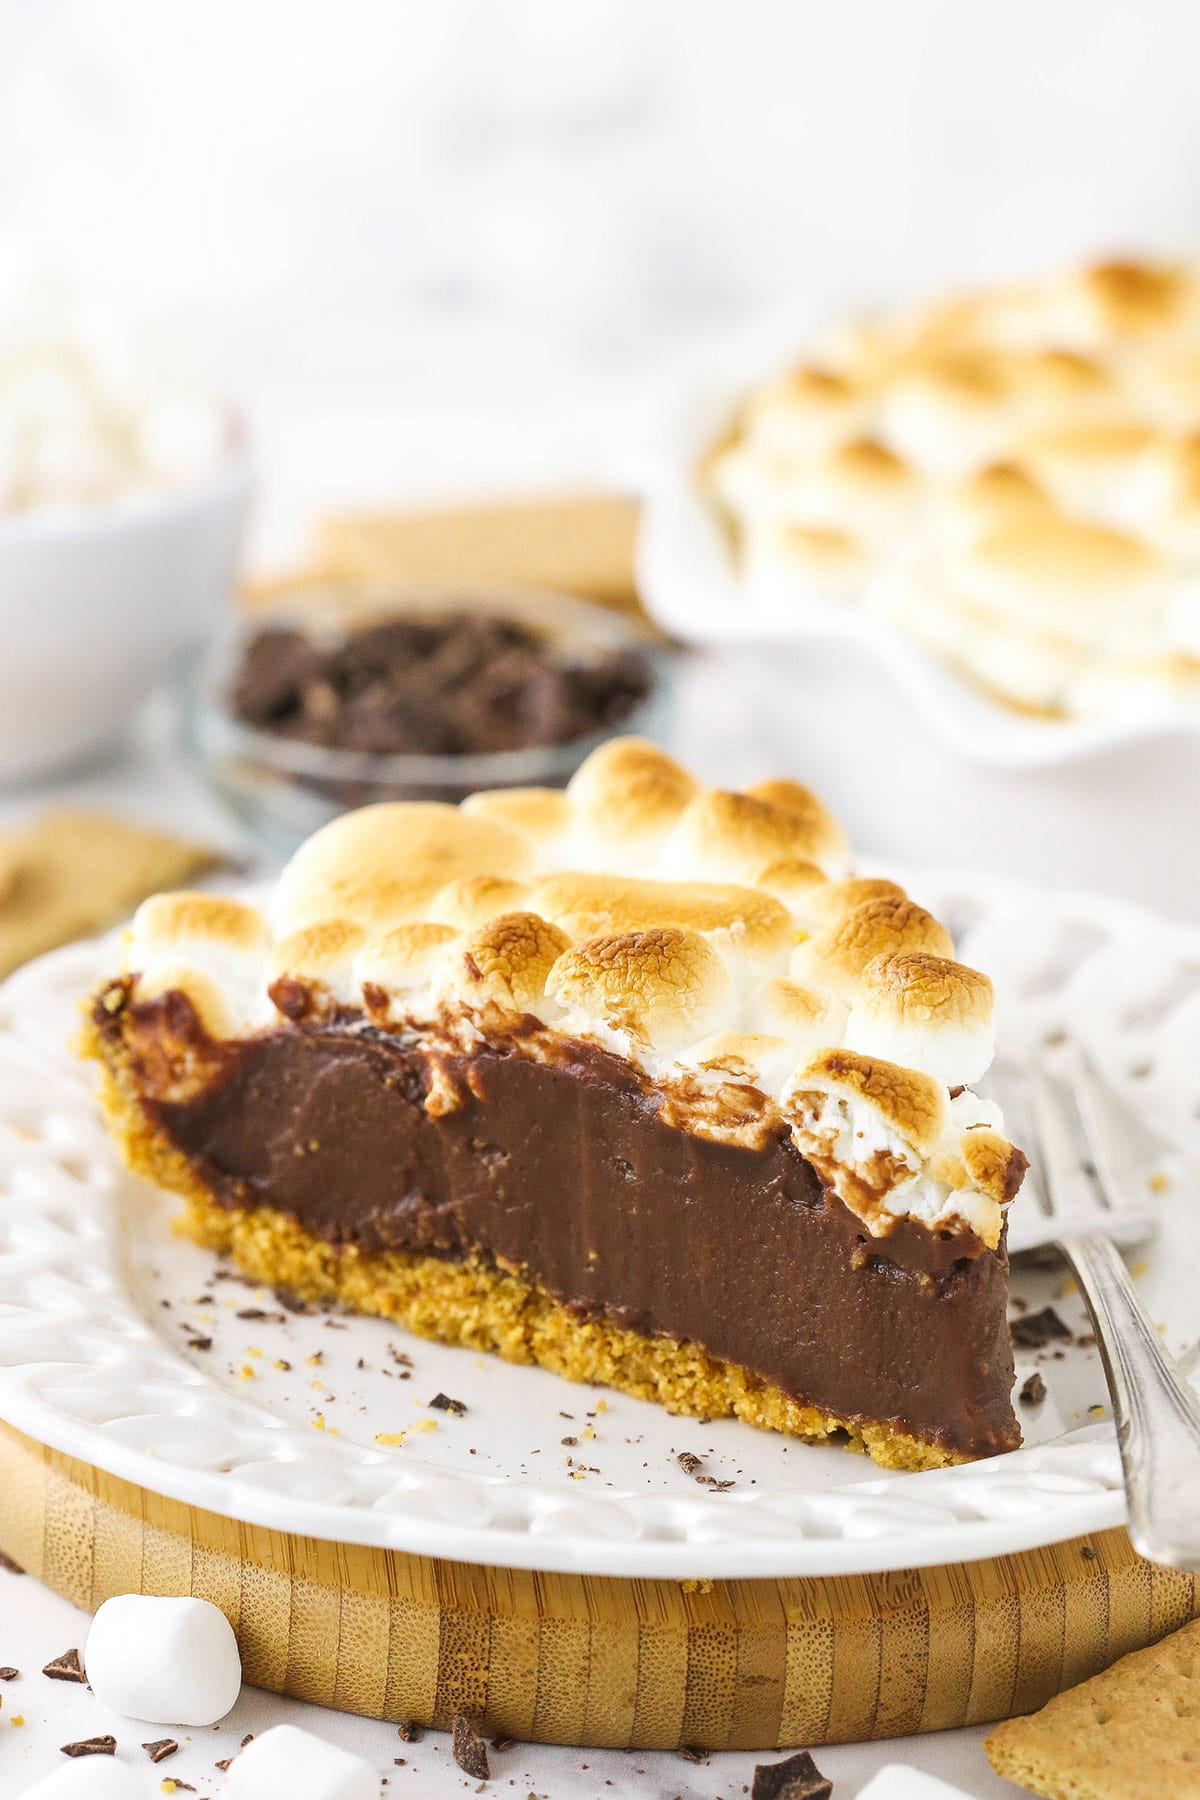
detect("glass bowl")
[183,579,677,855]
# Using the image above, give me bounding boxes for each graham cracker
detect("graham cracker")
[985,1614,1200,1798]
[309,491,643,617]
[0,810,220,979]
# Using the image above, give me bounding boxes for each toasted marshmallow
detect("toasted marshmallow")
[267,919,364,1011]
[526,872,793,984]
[797,876,908,932]
[354,921,460,1010]
[460,784,573,851]
[665,785,849,887]
[678,1030,800,1099]
[128,893,267,1035]
[427,873,529,929]
[439,911,570,1017]
[744,976,848,1053]
[270,801,532,936]
[741,362,866,458]
[844,952,995,1085]
[547,926,731,1059]
[792,897,954,999]
[565,737,697,870]
[702,255,1200,721]
[751,857,830,911]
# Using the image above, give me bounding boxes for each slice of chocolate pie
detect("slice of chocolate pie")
[84,738,1026,1468]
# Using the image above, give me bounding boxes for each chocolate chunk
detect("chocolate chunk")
[227,611,653,770]
[143,1738,179,1762]
[0,1550,24,1575]
[752,1749,833,1799]
[429,1392,467,1415]
[677,1451,704,1476]
[451,1713,490,1780]
[1019,1371,1047,1406]
[396,1721,423,1742]
[61,1736,117,1757]
[1011,1306,1072,1349]
[0,1667,18,1680]
[43,1647,86,1682]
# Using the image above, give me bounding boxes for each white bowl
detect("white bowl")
[637,370,1200,925]
[0,448,252,783]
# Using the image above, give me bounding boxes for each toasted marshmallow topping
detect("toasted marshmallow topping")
[704,255,1200,716]
[119,738,1019,1246]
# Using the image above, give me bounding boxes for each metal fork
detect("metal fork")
[989,1046,1200,1569]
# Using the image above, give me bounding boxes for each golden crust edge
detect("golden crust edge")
[79,1009,968,1474]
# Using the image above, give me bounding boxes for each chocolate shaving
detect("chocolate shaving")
[1011,1306,1072,1349]
[490,1735,516,1752]
[451,1713,490,1780]
[678,1744,709,1762]
[1019,1371,1047,1406]
[43,1647,86,1683]
[187,1335,213,1352]
[752,1748,833,1800]
[0,1550,24,1575]
[143,1738,179,1762]
[61,1736,117,1757]
[429,1392,467,1415]
[676,1451,704,1476]
[396,1721,424,1742]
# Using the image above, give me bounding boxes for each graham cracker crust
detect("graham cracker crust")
[82,1013,965,1474]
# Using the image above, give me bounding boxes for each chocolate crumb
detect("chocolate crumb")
[751,1748,833,1799]
[679,1744,709,1762]
[490,1735,516,1752]
[143,1738,179,1763]
[215,1757,232,1771]
[396,1721,423,1742]
[61,1736,117,1758]
[451,1714,490,1780]
[1011,1306,1072,1349]
[676,1451,704,1477]
[43,1648,86,1683]
[429,1392,467,1415]
[388,1346,414,1368]
[1019,1371,1048,1406]
[1081,1544,1098,1561]
[275,1290,308,1313]
[561,1436,578,1447]
[187,1335,213,1352]
[0,1550,24,1575]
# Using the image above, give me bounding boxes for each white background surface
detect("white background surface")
[3,3,1198,1790]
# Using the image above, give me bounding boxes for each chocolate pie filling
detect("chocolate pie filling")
[102,992,1018,1458]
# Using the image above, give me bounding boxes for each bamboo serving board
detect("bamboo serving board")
[1,1422,1195,1751]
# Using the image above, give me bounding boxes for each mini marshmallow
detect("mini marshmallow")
[856,1765,975,1799]
[85,1594,242,1726]
[19,1762,151,1799]
[221,1724,377,1799]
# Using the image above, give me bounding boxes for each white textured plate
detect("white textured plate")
[0,871,1198,1580]
[636,367,1200,771]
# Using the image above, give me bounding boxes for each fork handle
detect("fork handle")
[1059,1230,1200,1569]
